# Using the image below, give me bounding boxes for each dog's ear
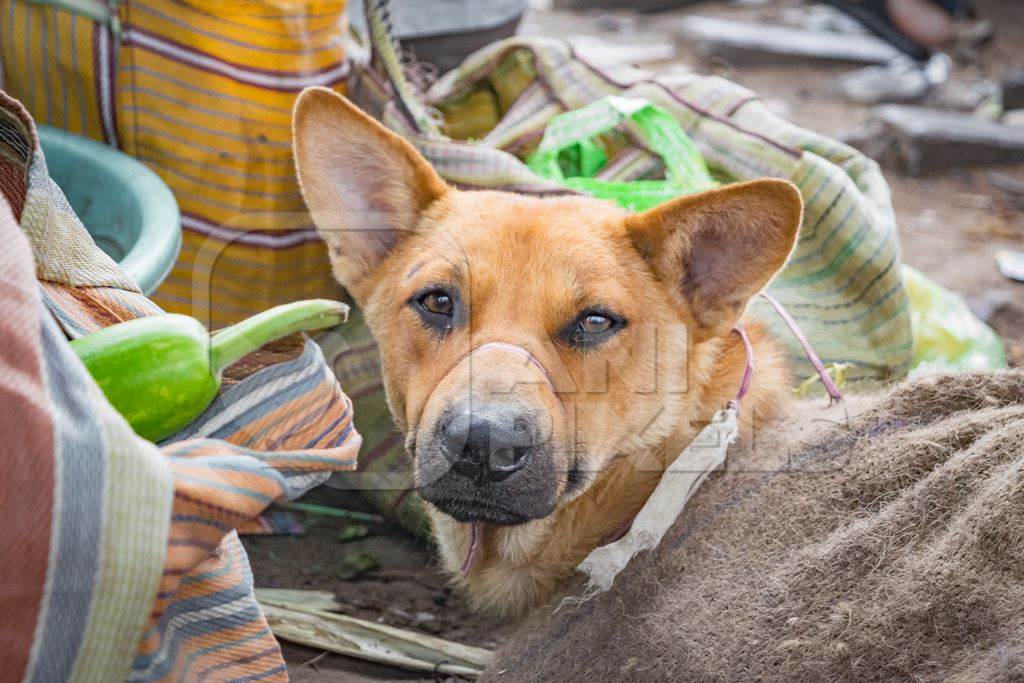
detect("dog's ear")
[626,179,802,341]
[293,87,449,298]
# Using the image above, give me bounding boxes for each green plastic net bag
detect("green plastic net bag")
[527,96,717,212]
[904,265,1006,372]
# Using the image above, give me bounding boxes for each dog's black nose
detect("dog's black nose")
[440,403,536,482]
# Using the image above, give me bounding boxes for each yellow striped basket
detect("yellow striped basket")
[1,0,349,328]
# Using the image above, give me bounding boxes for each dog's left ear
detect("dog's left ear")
[293,86,450,301]
[626,179,802,341]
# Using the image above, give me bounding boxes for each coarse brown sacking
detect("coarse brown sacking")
[487,370,1024,682]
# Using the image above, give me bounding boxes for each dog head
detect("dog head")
[294,87,801,528]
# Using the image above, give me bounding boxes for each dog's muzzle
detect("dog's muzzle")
[415,342,561,526]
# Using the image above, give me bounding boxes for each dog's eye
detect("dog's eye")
[418,290,454,316]
[561,308,625,349]
[581,314,612,334]
[410,287,459,333]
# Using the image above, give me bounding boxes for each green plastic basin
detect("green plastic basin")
[38,124,181,295]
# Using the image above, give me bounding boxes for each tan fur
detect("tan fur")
[293,87,802,616]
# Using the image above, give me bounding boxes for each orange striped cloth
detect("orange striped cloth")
[40,277,361,681]
[1,0,348,328]
[39,284,361,682]
[136,341,360,680]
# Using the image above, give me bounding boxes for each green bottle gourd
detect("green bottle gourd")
[70,299,349,442]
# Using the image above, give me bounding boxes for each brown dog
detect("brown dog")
[293,87,802,616]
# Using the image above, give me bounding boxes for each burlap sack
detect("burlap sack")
[486,371,1024,682]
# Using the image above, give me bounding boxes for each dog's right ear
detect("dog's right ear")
[293,87,449,299]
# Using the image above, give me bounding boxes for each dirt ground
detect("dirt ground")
[243,0,1024,679]
[243,485,515,682]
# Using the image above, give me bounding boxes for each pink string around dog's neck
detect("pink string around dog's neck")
[729,323,755,411]
[732,295,844,408]
[760,292,843,406]
[599,302,838,549]
[461,521,482,577]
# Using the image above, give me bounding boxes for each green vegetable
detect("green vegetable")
[71,299,349,441]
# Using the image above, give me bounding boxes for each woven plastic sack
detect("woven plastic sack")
[904,265,1006,372]
[334,3,914,532]
[0,0,349,329]
[526,95,717,212]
